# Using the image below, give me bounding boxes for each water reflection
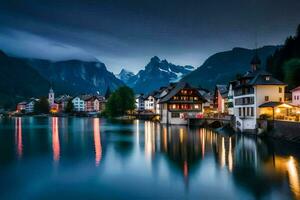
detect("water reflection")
[93,118,102,166]
[15,117,22,159]
[1,118,300,199]
[51,117,60,162]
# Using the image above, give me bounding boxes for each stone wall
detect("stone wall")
[268,120,300,143]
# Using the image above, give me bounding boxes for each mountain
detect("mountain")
[0,50,50,108]
[127,56,194,94]
[116,69,135,84]
[24,59,125,95]
[266,24,300,90]
[181,46,280,90]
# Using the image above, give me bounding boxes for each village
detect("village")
[134,54,300,134]
[13,54,300,135]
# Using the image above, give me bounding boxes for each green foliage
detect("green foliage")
[266,24,300,89]
[34,97,49,114]
[283,59,300,89]
[64,100,74,113]
[104,86,135,117]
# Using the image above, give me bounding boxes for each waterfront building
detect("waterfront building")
[25,98,38,113]
[214,85,228,113]
[144,93,156,112]
[291,86,300,106]
[159,82,206,125]
[232,54,286,132]
[135,94,145,111]
[17,102,27,113]
[83,95,106,112]
[55,95,72,112]
[72,96,85,112]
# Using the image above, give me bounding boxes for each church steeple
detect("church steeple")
[48,87,55,105]
[250,53,261,72]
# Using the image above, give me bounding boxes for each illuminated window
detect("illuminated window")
[195,105,199,109]
[279,87,282,93]
[265,76,270,81]
[265,96,269,101]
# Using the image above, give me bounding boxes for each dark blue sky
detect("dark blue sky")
[0,0,299,73]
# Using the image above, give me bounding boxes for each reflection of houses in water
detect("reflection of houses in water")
[52,117,60,162]
[15,117,23,159]
[93,118,102,166]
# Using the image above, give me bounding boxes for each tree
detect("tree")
[64,100,74,113]
[105,86,111,99]
[104,86,135,117]
[283,59,300,89]
[34,97,49,114]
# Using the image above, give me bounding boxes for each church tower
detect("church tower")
[250,53,261,72]
[48,87,55,105]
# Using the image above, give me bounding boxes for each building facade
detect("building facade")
[291,86,300,106]
[159,82,206,125]
[72,96,85,112]
[233,55,286,133]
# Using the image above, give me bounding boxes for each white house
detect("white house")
[72,96,85,112]
[144,94,156,112]
[25,98,37,113]
[135,94,145,111]
[233,54,286,133]
[291,86,300,106]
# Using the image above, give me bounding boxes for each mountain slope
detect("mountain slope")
[0,50,50,108]
[128,56,194,93]
[182,46,280,89]
[116,69,135,84]
[24,59,125,95]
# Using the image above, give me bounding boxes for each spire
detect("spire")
[250,49,261,71]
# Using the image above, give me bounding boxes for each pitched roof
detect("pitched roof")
[216,84,228,98]
[159,82,206,103]
[259,101,282,108]
[291,86,300,92]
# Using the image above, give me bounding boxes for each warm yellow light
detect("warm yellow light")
[172,104,176,109]
[195,105,199,109]
[275,108,281,113]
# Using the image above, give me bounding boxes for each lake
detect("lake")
[0,117,299,199]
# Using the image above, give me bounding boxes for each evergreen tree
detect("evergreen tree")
[105,86,111,99]
[34,97,49,114]
[64,100,74,113]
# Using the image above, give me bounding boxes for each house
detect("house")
[198,88,214,114]
[159,82,206,125]
[55,95,72,112]
[135,94,145,111]
[17,102,27,113]
[25,98,38,113]
[72,96,85,112]
[291,86,300,106]
[232,54,286,133]
[82,95,106,112]
[144,93,156,112]
[214,85,228,113]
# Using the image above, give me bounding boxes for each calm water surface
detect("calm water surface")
[0,117,300,200]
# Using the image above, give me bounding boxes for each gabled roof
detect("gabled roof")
[216,85,228,98]
[248,70,286,86]
[159,82,206,103]
[291,86,300,92]
[259,101,282,108]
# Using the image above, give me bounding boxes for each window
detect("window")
[279,97,282,102]
[171,113,180,118]
[298,96,300,100]
[247,107,250,116]
[279,87,282,93]
[239,108,242,116]
[243,108,246,117]
[265,96,269,101]
[251,107,254,116]
[265,76,270,81]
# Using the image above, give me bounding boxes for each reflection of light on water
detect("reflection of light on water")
[184,160,188,177]
[287,156,300,199]
[221,137,225,168]
[93,118,102,166]
[136,120,140,146]
[228,137,233,172]
[200,129,205,158]
[52,117,60,162]
[145,121,155,158]
[180,128,184,143]
[163,127,167,151]
[15,117,23,159]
